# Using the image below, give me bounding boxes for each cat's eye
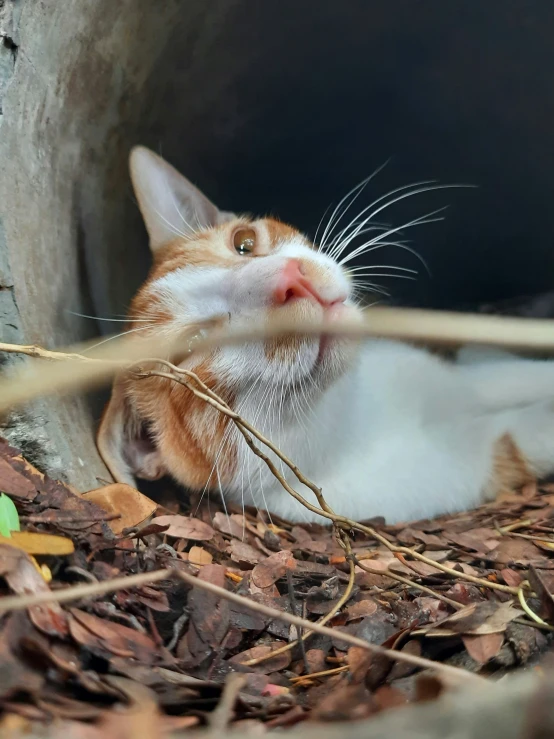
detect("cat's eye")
[233,227,256,255]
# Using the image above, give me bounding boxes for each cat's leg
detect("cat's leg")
[456,355,554,411]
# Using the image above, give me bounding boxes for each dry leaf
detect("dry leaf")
[228,539,262,566]
[425,600,521,636]
[213,512,244,538]
[501,568,523,587]
[82,484,157,535]
[462,632,504,663]
[150,515,214,541]
[188,546,213,566]
[69,609,161,664]
[346,599,378,621]
[0,543,68,637]
[0,531,74,555]
[251,550,294,588]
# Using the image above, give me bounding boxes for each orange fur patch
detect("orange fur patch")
[127,357,236,490]
[264,218,305,248]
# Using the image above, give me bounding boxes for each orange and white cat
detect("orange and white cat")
[98,146,554,524]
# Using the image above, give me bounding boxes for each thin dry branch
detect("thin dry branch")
[3,306,554,412]
[137,364,521,596]
[0,564,482,682]
[169,567,483,683]
[241,539,356,667]
[0,568,172,613]
[353,557,464,610]
[208,673,246,734]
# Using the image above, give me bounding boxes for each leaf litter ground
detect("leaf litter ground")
[0,438,554,736]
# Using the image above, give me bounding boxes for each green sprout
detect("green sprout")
[0,493,20,538]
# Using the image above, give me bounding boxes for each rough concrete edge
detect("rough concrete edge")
[0,1,70,480]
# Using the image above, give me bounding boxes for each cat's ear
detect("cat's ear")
[129,146,235,251]
[97,378,167,487]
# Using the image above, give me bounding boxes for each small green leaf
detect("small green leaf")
[0,493,20,537]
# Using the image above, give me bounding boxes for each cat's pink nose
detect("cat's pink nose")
[273,259,327,305]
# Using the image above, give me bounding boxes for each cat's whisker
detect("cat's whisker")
[81,324,155,354]
[351,283,391,298]
[339,212,446,271]
[325,179,437,259]
[318,174,375,251]
[346,264,418,275]
[165,182,196,235]
[325,223,393,258]
[150,204,189,239]
[65,311,153,323]
[332,183,454,260]
[215,463,231,532]
[351,272,418,281]
[318,162,390,250]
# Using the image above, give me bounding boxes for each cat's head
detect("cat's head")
[97,147,362,488]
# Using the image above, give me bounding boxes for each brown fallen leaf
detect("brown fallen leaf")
[150,515,214,541]
[228,539,262,566]
[82,484,157,535]
[184,564,230,662]
[0,543,68,637]
[467,601,521,635]
[345,599,378,622]
[251,550,294,588]
[424,600,521,637]
[0,614,45,699]
[187,545,213,566]
[213,512,245,538]
[500,568,523,588]
[446,528,499,553]
[96,676,162,739]
[373,684,408,711]
[69,609,162,664]
[346,646,373,683]
[462,632,504,664]
[0,531,74,555]
[304,649,327,675]
[310,681,375,722]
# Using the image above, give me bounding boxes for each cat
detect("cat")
[97,146,554,525]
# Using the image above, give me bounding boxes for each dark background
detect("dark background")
[111,1,554,313]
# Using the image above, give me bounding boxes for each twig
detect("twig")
[136,365,521,596]
[0,568,172,613]
[4,307,554,412]
[0,342,106,363]
[353,557,464,610]
[517,587,549,627]
[0,564,482,681]
[169,567,484,683]
[290,665,349,684]
[208,673,246,734]
[241,540,356,667]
